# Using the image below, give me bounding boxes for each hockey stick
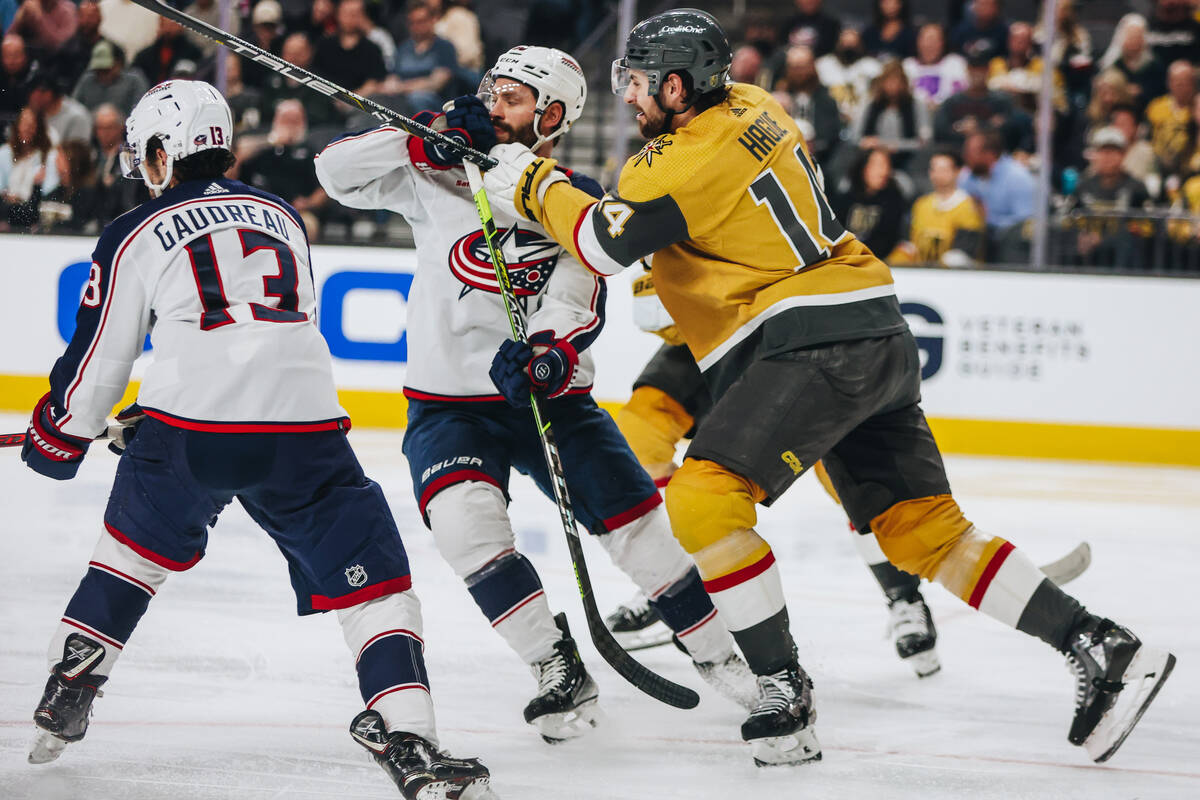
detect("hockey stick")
[1040,541,1091,586]
[127,0,496,169]
[127,0,699,710]
[1,425,126,448]
[462,163,698,710]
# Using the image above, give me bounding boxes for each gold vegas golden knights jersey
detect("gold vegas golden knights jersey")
[541,83,908,396]
[909,189,985,264]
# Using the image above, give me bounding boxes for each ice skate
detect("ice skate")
[740,663,821,767]
[350,710,495,800]
[523,613,601,743]
[29,633,108,764]
[889,593,940,678]
[1065,617,1175,762]
[670,635,758,710]
[604,592,672,651]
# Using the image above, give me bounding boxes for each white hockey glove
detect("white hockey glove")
[483,143,567,222]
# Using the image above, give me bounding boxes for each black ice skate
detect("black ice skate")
[523,613,600,743]
[888,593,941,678]
[1065,617,1175,762]
[604,592,672,651]
[350,710,494,800]
[740,662,821,767]
[29,633,108,764]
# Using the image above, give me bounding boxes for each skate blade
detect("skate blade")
[534,697,602,744]
[612,621,674,651]
[28,728,69,764]
[750,728,822,767]
[454,776,500,800]
[904,650,942,679]
[1084,647,1175,763]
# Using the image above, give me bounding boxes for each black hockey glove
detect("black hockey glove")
[489,332,579,407]
[406,96,497,171]
[22,392,91,480]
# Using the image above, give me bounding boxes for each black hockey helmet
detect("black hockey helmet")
[611,8,732,99]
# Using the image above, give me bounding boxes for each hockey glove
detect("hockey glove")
[406,96,497,171]
[107,402,146,455]
[483,143,567,222]
[489,332,580,407]
[22,392,91,480]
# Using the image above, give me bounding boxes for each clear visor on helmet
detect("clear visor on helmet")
[118,142,144,180]
[477,71,532,112]
[611,58,632,95]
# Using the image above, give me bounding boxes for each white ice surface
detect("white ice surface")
[1,413,1196,799]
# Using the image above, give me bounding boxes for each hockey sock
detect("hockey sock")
[650,568,731,664]
[933,527,1090,652]
[850,524,921,604]
[49,530,172,676]
[694,530,795,675]
[465,552,561,664]
[338,592,437,744]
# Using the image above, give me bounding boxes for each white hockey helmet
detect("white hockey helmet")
[478,46,587,150]
[121,80,233,193]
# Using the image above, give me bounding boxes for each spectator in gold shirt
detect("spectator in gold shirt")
[1145,59,1197,176]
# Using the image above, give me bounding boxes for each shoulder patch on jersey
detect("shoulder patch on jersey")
[203,182,228,195]
[729,107,748,117]
[633,135,673,169]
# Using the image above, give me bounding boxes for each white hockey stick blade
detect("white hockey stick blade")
[1039,542,1091,586]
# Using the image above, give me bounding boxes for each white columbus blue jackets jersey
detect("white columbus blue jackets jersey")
[314,126,606,401]
[50,178,346,439]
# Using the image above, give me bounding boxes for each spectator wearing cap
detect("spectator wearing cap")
[1146,59,1197,178]
[73,40,147,117]
[312,0,387,100]
[772,45,843,165]
[132,16,204,85]
[782,0,841,59]
[816,28,882,121]
[934,51,1016,151]
[182,0,242,60]
[57,1,106,89]
[1100,14,1167,116]
[27,71,91,143]
[1,33,37,121]
[959,129,1034,259]
[1147,0,1200,68]
[950,0,1008,61]
[904,22,967,108]
[240,100,327,235]
[384,0,458,112]
[241,0,286,89]
[1070,126,1154,268]
[8,0,77,55]
[98,0,159,66]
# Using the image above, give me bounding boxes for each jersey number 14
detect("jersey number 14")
[748,143,845,270]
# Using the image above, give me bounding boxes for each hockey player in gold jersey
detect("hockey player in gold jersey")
[482,8,1174,768]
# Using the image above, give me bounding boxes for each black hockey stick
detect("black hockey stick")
[128,0,496,169]
[128,0,699,709]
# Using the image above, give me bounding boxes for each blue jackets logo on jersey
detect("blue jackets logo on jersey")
[447,224,559,299]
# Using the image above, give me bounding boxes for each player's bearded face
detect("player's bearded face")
[624,72,669,138]
[488,79,539,149]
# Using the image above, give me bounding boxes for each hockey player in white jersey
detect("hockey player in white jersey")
[316,46,756,742]
[20,80,493,800]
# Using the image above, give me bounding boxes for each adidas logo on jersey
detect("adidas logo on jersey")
[203,182,228,195]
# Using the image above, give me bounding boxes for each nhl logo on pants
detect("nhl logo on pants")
[345,564,368,588]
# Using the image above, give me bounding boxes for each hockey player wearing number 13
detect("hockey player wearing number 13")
[20,80,493,799]
[482,8,1176,767]
[315,46,756,744]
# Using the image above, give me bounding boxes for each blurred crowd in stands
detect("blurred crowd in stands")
[2,0,1200,272]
